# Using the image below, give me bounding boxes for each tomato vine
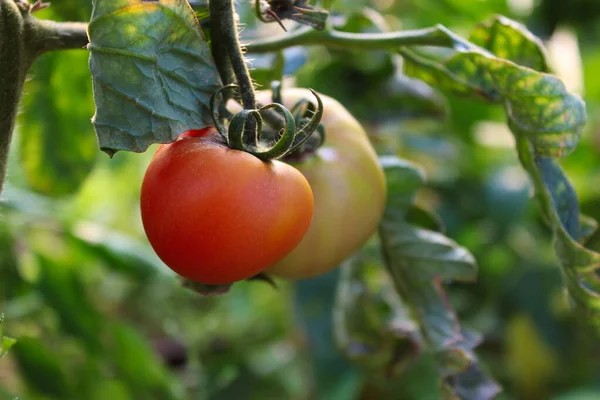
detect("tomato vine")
[0,0,87,194]
[0,1,596,398]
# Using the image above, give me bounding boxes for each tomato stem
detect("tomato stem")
[245,24,471,53]
[2,11,478,59]
[208,0,234,88]
[222,1,257,111]
[212,0,258,147]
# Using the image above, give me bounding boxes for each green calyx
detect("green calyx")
[209,0,325,162]
[181,278,232,296]
[180,272,277,296]
[280,89,327,161]
[210,85,324,161]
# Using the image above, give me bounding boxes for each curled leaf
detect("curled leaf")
[334,256,422,376]
[402,16,586,157]
[378,156,501,399]
[402,49,585,157]
[515,136,600,335]
[469,15,549,72]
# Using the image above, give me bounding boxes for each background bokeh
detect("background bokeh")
[2,0,600,399]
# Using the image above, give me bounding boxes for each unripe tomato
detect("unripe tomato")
[261,89,387,279]
[140,129,314,285]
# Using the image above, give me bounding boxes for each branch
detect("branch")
[0,0,27,195]
[30,19,88,55]
[245,24,465,53]
[0,1,88,195]
[7,16,472,57]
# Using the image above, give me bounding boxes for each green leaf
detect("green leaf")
[88,0,222,154]
[403,49,585,157]
[36,255,104,352]
[0,336,16,358]
[401,18,586,158]
[515,136,600,335]
[109,323,181,399]
[401,47,499,102]
[455,16,600,337]
[499,65,586,159]
[469,15,549,72]
[405,205,446,233]
[11,336,71,397]
[66,222,165,281]
[334,255,421,375]
[535,157,581,238]
[378,155,500,399]
[17,51,98,197]
[402,16,600,338]
[379,156,426,215]
[86,380,131,400]
[0,314,16,358]
[295,272,364,400]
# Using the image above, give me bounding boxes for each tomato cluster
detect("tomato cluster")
[140,89,385,286]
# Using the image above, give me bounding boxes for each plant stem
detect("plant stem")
[212,0,257,147]
[29,20,88,56]
[0,1,88,195]
[245,24,465,53]
[0,0,27,195]
[209,0,234,87]
[215,0,256,111]
[0,16,475,56]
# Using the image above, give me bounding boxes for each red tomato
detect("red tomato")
[152,127,215,159]
[140,130,314,285]
[178,127,213,139]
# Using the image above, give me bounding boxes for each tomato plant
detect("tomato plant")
[258,88,387,279]
[2,0,600,399]
[140,130,314,285]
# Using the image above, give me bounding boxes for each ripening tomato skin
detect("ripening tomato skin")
[260,89,387,280]
[178,127,213,139]
[141,132,314,285]
[152,127,214,159]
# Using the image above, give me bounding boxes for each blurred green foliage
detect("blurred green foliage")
[2,0,600,399]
